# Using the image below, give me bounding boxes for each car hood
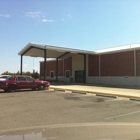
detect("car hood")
[0,122,140,140]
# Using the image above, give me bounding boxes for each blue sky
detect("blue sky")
[1,0,140,74]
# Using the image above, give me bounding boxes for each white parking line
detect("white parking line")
[86,93,96,96]
[105,99,124,102]
[105,110,140,119]
[65,90,72,93]
[48,88,54,91]
[117,96,130,100]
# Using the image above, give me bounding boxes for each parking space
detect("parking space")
[0,89,140,131]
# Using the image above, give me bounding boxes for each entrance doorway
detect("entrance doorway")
[75,70,84,83]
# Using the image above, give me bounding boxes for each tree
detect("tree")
[1,71,14,75]
[1,71,40,79]
[32,71,40,79]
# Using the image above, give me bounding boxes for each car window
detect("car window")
[0,76,8,79]
[7,76,14,80]
[16,77,26,82]
[25,77,35,81]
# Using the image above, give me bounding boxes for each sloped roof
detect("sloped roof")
[18,42,140,58]
[95,43,140,54]
[18,42,96,59]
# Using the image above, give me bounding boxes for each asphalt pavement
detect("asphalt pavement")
[0,89,140,131]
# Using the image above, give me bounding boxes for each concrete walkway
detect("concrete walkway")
[50,84,140,100]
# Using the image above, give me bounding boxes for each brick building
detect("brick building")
[19,42,140,86]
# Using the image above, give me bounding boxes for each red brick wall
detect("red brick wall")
[40,62,44,76]
[64,57,72,76]
[58,60,63,76]
[101,51,134,76]
[40,51,135,78]
[40,60,63,76]
[88,55,99,76]
[46,61,56,76]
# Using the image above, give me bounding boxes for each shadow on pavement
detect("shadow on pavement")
[0,89,41,94]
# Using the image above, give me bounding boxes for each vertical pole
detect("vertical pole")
[44,49,47,81]
[99,54,101,84]
[56,58,58,82]
[63,59,64,78]
[84,54,86,84]
[134,50,137,86]
[20,55,23,75]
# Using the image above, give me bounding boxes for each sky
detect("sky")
[1,0,140,75]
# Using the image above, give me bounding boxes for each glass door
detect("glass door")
[75,70,84,83]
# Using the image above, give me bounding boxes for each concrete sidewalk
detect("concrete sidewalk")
[49,84,140,100]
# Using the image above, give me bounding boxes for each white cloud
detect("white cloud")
[41,19,54,22]
[67,14,71,18]
[8,65,16,69]
[25,11,54,23]
[23,64,28,68]
[0,14,10,18]
[25,11,41,18]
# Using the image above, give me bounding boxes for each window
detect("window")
[25,77,35,81]
[0,76,7,78]
[65,70,70,78]
[16,77,26,81]
[50,71,54,78]
[7,76,14,80]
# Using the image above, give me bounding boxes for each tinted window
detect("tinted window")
[16,77,26,81]
[65,70,70,78]
[7,76,14,80]
[50,71,54,78]
[0,76,8,79]
[25,77,34,81]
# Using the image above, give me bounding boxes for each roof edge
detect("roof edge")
[95,43,140,54]
[18,42,46,55]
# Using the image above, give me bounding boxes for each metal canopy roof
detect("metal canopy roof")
[18,42,140,58]
[95,43,140,54]
[18,42,96,59]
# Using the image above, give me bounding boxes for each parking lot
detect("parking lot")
[0,89,140,131]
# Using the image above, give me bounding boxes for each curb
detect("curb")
[49,87,140,102]
[130,98,140,102]
[96,94,116,98]
[72,90,86,94]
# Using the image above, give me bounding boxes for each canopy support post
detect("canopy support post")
[84,54,86,84]
[78,53,86,84]
[56,58,58,82]
[44,49,47,81]
[20,55,23,75]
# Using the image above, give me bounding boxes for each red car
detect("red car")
[0,75,50,92]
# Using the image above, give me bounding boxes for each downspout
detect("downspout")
[63,59,64,80]
[84,54,86,84]
[56,58,58,82]
[134,50,137,86]
[99,54,101,84]
[44,49,47,81]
